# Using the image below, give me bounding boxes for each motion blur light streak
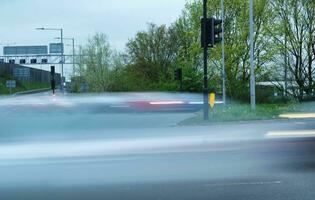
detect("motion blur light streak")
[149,101,185,105]
[0,135,240,160]
[187,101,204,105]
[1,91,315,200]
[204,180,282,187]
[265,130,315,138]
[279,113,315,119]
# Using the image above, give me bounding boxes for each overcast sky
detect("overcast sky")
[1,0,187,54]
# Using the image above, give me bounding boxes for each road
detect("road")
[0,92,315,200]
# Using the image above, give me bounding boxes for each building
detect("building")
[0,62,61,84]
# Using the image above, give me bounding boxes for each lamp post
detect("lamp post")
[249,0,256,110]
[221,0,226,105]
[36,27,64,91]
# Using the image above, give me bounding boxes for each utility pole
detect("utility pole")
[72,38,75,76]
[60,28,64,92]
[221,0,226,105]
[249,0,256,110]
[203,0,209,120]
[201,0,223,120]
[284,17,288,97]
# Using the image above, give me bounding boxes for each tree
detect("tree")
[80,33,113,92]
[271,0,315,100]
[169,0,273,99]
[170,1,204,92]
[126,24,178,84]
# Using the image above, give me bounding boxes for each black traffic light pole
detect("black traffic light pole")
[175,68,183,92]
[51,66,56,95]
[203,0,209,120]
[201,0,223,120]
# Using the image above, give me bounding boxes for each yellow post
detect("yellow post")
[209,92,216,108]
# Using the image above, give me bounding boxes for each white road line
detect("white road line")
[110,105,130,108]
[205,181,282,187]
[0,156,139,166]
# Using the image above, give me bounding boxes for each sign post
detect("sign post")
[209,92,216,109]
[6,80,16,94]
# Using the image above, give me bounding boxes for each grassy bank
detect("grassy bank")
[180,102,315,125]
[0,80,50,95]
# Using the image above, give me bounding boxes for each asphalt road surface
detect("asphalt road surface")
[0,92,315,200]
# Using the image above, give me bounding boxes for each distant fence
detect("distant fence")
[0,63,61,84]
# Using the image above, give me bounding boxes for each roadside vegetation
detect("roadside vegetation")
[0,77,50,95]
[71,0,315,104]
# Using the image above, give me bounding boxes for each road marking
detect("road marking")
[110,105,130,108]
[0,156,139,166]
[205,180,282,187]
[294,121,307,125]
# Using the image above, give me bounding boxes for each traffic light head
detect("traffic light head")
[51,80,56,90]
[174,68,182,81]
[212,18,223,45]
[51,66,55,75]
[201,17,223,48]
[201,17,212,48]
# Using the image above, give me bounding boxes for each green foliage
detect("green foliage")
[74,0,314,103]
[0,79,50,95]
[269,0,315,101]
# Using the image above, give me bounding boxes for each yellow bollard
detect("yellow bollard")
[209,92,216,108]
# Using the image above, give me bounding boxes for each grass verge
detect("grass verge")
[0,80,50,95]
[180,102,315,125]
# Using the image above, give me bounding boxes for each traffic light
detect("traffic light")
[41,58,48,64]
[174,68,183,91]
[20,59,26,64]
[51,66,56,93]
[201,17,223,48]
[174,68,182,81]
[201,17,211,48]
[211,18,223,46]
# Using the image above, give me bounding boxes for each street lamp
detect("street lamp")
[221,0,226,105]
[36,27,64,91]
[249,0,256,110]
[55,37,75,76]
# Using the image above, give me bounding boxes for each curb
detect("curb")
[177,117,315,127]
[12,88,51,96]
